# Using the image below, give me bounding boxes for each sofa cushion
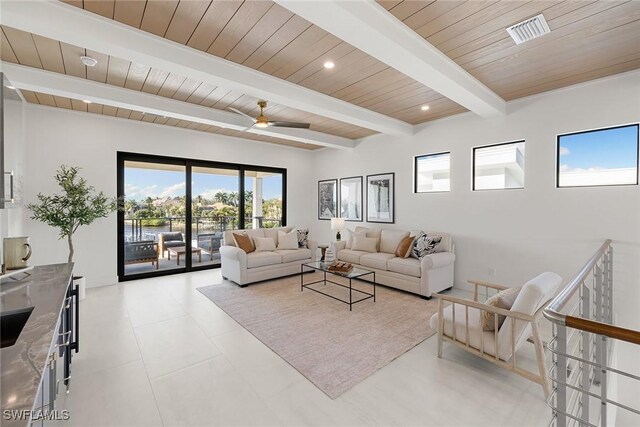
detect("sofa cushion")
[224,228,265,246]
[253,237,276,252]
[360,252,395,270]
[380,230,410,254]
[246,251,282,268]
[387,257,421,277]
[347,226,381,250]
[232,233,255,254]
[297,228,309,248]
[338,249,368,264]
[395,236,415,258]
[352,236,378,253]
[277,230,299,249]
[275,248,312,263]
[411,232,443,259]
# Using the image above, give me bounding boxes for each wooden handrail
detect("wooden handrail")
[566,316,640,346]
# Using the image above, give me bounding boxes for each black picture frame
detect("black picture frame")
[339,176,363,222]
[366,173,394,223]
[318,179,337,220]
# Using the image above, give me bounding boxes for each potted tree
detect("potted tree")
[28,165,121,299]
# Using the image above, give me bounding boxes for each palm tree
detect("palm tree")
[145,196,154,211]
[214,191,228,205]
[228,192,239,207]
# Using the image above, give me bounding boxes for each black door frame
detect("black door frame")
[117,151,287,282]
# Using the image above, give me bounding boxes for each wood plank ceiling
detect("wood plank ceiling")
[57,0,468,124]
[382,0,640,100]
[17,88,319,150]
[2,0,639,148]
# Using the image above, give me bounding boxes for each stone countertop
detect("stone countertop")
[0,263,73,427]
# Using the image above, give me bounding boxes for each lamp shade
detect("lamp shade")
[331,218,346,231]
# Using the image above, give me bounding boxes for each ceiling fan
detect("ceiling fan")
[229,101,311,130]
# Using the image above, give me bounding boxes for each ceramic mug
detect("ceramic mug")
[3,237,32,270]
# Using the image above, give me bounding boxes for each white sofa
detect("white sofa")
[220,226,317,287]
[334,228,455,298]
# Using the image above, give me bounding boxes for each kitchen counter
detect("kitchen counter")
[0,263,73,426]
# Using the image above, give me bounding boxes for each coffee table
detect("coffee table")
[167,246,202,265]
[301,261,376,311]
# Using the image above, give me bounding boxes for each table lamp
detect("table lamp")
[331,218,346,241]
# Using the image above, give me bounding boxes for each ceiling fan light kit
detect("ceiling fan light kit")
[229,100,311,131]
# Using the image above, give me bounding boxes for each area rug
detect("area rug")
[197,273,439,399]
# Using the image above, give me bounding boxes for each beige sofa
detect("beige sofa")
[220,226,317,287]
[335,228,455,298]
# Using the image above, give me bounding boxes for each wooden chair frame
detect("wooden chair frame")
[434,280,550,398]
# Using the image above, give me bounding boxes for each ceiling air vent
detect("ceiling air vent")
[506,14,551,45]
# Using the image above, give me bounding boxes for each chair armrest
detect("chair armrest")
[433,293,535,322]
[421,252,455,270]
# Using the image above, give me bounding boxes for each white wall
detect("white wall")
[311,70,640,324]
[23,105,314,286]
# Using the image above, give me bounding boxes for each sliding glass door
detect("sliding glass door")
[117,153,286,281]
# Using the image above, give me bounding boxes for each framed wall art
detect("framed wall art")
[339,176,363,222]
[318,179,338,220]
[366,173,394,223]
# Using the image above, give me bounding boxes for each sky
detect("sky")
[559,125,638,172]
[125,168,283,201]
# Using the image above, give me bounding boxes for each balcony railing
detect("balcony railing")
[544,240,640,426]
[124,215,282,242]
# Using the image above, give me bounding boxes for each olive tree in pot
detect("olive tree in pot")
[28,165,122,300]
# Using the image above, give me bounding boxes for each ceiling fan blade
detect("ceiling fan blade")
[268,121,311,129]
[228,107,256,122]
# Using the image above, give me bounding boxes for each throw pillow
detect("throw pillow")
[352,236,378,253]
[277,230,299,250]
[395,236,415,258]
[232,232,255,254]
[411,232,443,259]
[297,228,309,248]
[481,287,522,331]
[253,237,276,252]
[346,229,366,249]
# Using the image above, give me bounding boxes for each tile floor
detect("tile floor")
[51,270,551,427]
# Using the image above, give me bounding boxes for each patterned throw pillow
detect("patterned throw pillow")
[297,228,309,248]
[411,232,442,259]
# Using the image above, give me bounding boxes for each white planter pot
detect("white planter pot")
[73,276,86,301]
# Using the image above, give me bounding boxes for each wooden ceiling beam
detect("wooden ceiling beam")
[3,63,356,149]
[275,0,506,118]
[0,0,413,137]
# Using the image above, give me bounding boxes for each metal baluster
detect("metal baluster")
[607,248,613,324]
[580,283,590,426]
[557,324,568,427]
[600,335,608,427]
[593,264,603,386]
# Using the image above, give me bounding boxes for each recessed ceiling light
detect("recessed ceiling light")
[82,100,92,104]
[323,61,335,69]
[421,105,430,111]
[80,56,98,67]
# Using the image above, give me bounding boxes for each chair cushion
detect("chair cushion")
[274,248,312,263]
[387,257,421,277]
[360,252,395,270]
[162,232,183,242]
[164,241,185,249]
[380,230,410,254]
[338,249,368,264]
[481,287,521,331]
[246,251,282,268]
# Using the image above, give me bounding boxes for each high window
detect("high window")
[414,152,451,192]
[557,124,639,188]
[473,141,525,191]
